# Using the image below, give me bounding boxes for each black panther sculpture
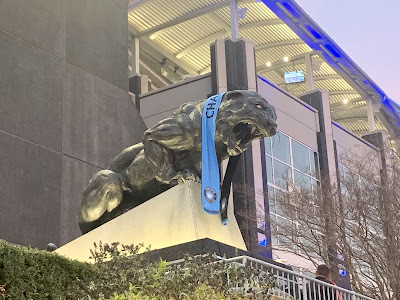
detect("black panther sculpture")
[78,90,277,234]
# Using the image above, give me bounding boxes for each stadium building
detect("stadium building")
[124,0,399,274]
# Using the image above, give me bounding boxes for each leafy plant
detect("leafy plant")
[89,242,276,299]
[0,239,97,299]
[0,239,276,299]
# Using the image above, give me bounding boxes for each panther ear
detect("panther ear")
[225,90,245,100]
[225,90,259,101]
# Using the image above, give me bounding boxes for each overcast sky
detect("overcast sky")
[295,0,400,102]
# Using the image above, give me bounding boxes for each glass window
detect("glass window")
[265,155,273,184]
[271,235,278,247]
[268,186,275,214]
[264,131,321,252]
[311,178,320,201]
[294,170,312,192]
[310,151,319,179]
[264,137,272,156]
[292,140,310,174]
[275,189,286,216]
[257,216,266,231]
[276,216,297,248]
[256,196,265,230]
[273,159,292,190]
[338,165,344,177]
[271,132,291,164]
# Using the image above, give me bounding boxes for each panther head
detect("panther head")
[215,90,277,157]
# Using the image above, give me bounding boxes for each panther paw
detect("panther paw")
[176,170,201,183]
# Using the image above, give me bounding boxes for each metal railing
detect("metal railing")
[221,255,376,300]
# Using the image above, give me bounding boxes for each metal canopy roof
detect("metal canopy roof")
[127,0,400,140]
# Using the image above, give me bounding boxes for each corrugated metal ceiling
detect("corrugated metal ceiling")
[127,0,383,136]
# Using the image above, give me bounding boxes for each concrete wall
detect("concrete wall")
[257,77,319,150]
[333,122,381,172]
[0,0,146,248]
[140,74,212,128]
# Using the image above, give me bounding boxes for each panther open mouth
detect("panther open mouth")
[228,121,261,156]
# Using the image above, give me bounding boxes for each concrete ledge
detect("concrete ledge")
[56,181,246,262]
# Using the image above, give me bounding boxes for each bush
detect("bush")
[106,283,242,300]
[0,239,97,299]
[88,241,276,299]
[0,239,276,300]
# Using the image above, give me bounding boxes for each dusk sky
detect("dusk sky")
[295,0,400,102]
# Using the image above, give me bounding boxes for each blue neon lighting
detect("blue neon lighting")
[325,44,341,58]
[304,24,322,39]
[339,269,347,276]
[281,2,301,19]
[259,0,398,128]
[380,98,400,128]
[259,238,267,247]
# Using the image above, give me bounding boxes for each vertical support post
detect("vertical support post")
[129,74,148,112]
[211,37,265,256]
[230,0,239,39]
[300,90,339,282]
[300,90,338,195]
[131,34,140,75]
[210,39,227,94]
[366,97,375,132]
[305,53,314,91]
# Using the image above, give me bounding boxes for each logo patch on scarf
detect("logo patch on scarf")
[204,187,217,203]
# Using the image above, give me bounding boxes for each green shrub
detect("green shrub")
[90,242,276,300]
[0,239,276,300]
[106,283,242,300]
[0,239,97,299]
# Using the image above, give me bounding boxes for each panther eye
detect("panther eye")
[255,103,263,109]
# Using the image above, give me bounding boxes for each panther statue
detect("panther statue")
[78,90,277,234]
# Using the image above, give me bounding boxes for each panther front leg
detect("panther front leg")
[124,139,181,190]
[125,113,200,188]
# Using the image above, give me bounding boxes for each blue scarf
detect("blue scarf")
[201,92,225,215]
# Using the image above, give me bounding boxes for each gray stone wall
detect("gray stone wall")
[0,0,146,248]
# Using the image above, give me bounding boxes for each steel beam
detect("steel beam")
[255,38,302,51]
[256,50,322,73]
[176,20,286,59]
[136,0,253,38]
[230,0,239,39]
[330,97,364,110]
[329,91,360,96]
[129,24,198,74]
[336,117,377,124]
[366,97,376,132]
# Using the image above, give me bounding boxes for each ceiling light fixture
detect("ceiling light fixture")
[343,99,348,104]
[266,61,272,67]
[283,56,289,62]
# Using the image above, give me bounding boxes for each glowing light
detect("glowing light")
[149,34,157,40]
[339,269,347,276]
[266,61,272,67]
[258,239,267,247]
[343,99,348,104]
[283,56,289,62]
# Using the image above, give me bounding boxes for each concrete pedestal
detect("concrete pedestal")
[56,181,247,262]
